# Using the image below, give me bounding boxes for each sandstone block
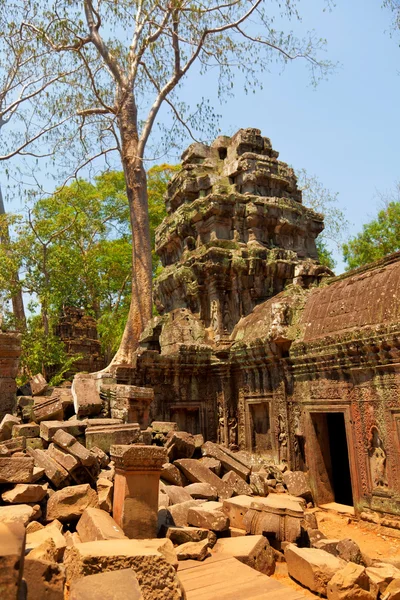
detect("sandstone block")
[48,442,80,472]
[166,526,216,547]
[283,470,312,500]
[244,494,304,543]
[23,559,65,600]
[222,470,253,496]
[314,538,340,555]
[184,483,217,500]
[0,456,34,484]
[151,422,179,434]
[63,539,184,599]
[46,484,99,522]
[26,521,67,560]
[30,373,48,396]
[336,538,364,564]
[174,458,232,499]
[198,456,221,476]
[53,429,95,466]
[285,544,346,595]
[69,568,143,600]
[33,396,64,423]
[166,431,195,461]
[77,508,127,542]
[327,562,375,600]
[27,448,70,488]
[86,423,141,453]
[249,472,268,496]
[97,478,113,512]
[40,420,87,442]
[214,534,275,575]
[187,501,229,532]
[0,415,20,442]
[159,490,170,509]
[0,522,26,600]
[222,495,255,530]
[25,437,44,451]
[0,437,25,456]
[161,463,185,486]
[164,485,192,505]
[90,445,110,468]
[384,579,400,600]
[201,441,250,480]
[0,504,36,526]
[12,422,39,438]
[159,500,202,532]
[72,375,103,417]
[366,562,400,595]
[2,483,47,504]
[175,539,210,561]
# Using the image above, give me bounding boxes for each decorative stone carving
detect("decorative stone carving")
[368,427,389,491]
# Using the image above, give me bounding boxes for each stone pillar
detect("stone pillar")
[111,444,167,539]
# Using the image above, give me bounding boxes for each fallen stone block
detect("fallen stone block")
[0,456,34,483]
[27,448,70,488]
[222,471,253,496]
[283,470,313,500]
[90,445,110,468]
[0,414,20,442]
[164,485,192,505]
[63,539,184,599]
[166,431,195,461]
[16,396,35,422]
[30,373,48,396]
[199,456,222,476]
[151,422,179,434]
[53,429,95,467]
[383,578,400,600]
[46,483,99,522]
[366,562,400,595]
[244,494,305,543]
[26,537,59,562]
[72,375,103,417]
[33,396,64,423]
[161,463,185,486]
[23,558,65,600]
[336,538,364,564]
[26,521,67,561]
[187,501,229,532]
[12,422,40,438]
[184,483,217,500]
[327,562,375,600]
[0,522,26,600]
[222,495,255,530]
[175,539,210,561]
[249,472,268,496]
[0,436,26,456]
[0,504,36,526]
[65,531,82,547]
[85,423,141,453]
[97,478,113,512]
[314,538,340,555]
[285,544,346,595]
[25,437,44,451]
[69,568,144,600]
[174,458,232,500]
[159,489,170,509]
[48,442,80,472]
[213,534,275,575]
[2,483,47,504]
[166,526,216,547]
[40,419,87,442]
[77,507,127,542]
[201,441,250,480]
[159,500,202,533]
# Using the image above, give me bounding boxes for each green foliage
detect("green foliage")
[316,239,336,270]
[343,198,400,270]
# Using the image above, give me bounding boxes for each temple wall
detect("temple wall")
[0,331,21,419]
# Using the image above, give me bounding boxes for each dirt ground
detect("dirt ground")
[270,507,400,598]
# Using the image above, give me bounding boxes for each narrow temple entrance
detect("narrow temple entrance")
[170,407,200,435]
[310,411,354,507]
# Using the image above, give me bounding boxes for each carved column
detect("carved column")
[111,444,167,539]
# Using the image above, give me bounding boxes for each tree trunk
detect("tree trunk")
[0,184,26,329]
[110,97,153,367]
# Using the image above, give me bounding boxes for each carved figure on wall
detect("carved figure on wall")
[217,405,225,445]
[228,416,238,450]
[210,299,219,332]
[277,414,288,463]
[368,427,389,490]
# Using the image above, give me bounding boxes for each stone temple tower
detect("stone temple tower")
[154,128,330,341]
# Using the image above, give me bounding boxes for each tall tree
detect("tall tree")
[2,1,333,368]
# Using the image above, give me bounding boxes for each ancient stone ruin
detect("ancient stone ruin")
[1,128,400,599]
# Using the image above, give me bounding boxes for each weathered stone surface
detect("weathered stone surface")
[151,422,178,434]
[39,419,87,442]
[0,504,36,526]
[166,431,195,461]
[64,539,184,599]
[27,448,70,488]
[383,579,400,600]
[69,568,144,600]
[222,495,255,530]
[214,534,275,575]
[249,473,268,496]
[158,500,202,534]
[283,470,312,500]
[159,489,170,509]
[23,558,65,600]
[26,537,59,562]
[327,562,375,600]
[0,456,34,483]
[166,526,216,547]
[161,463,185,486]
[12,422,39,438]
[222,471,253,496]
[198,457,222,476]
[77,508,127,542]
[48,442,80,472]
[184,483,217,500]
[30,373,48,396]
[336,538,364,565]
[72,374,103,417]
[174,459,232,499]
[187,501,230,532]
[314,538,340,555]
[53,429,95,466]
[0,522,25,600]
[201,442,250,480]
[90,445,110,468]
[164,485,192,505]
[285,544,346,595]
[0,415,20,442]
[97,478,113,513]
[86,424,141,453]
[175,539,210,561]
[0,436,25,456]
[2,483,47,504]
[366,562,400,595]
[26,521,67,560]
[46,484,99,522]
[33,396,64,423]
[244,494,304,543]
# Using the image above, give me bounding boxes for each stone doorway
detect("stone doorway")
[309,411,354,507]
[170,406,201,435]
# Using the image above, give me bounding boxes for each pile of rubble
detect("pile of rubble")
[1,375,400,599]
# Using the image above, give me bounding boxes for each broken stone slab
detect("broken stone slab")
[151,421,179,434]
[213,534,275,575]
[327,562,375,600]
[0,414,20,442]
[285,544,346,596]
[244,494,305,543]
[86,423,141,453]
[336,538,364,564]
[72,374,103,417]
[48,442,80,472]
[69,568,144,600]
[366,562,400,595]
[201,441,251,480]
[16,396,35,422]
[174,458,232,500]
[199,456,222,476]
[175,539,210,561]
[46,483,99,522]
[53,429,96,467]
[39,419,87,441]
[90,445,110,468]
[25,437,44,451]
[249,472,268,496]
[63,539,184,599]
[184,483,217,500]
[383,579,400,600]
[26,521,67,560]
[11,422,40,438]
[161,463,185,486]
[282,470,313,501]
[166,526,216,547]
[187,501,230,532]
[0,436,26,456]
[159,500,203,534]
[222,495,257,530]
[1,483,47,504]
[27,448,71,488]
[314,538,340,555]
[77,508,127,542]
[164,485,193,505]
[33,395,64,423]
[166,431,195,461]
[30,373,48,396]
[0,522,26,600]
[0,456,34,483]
[26,537,59,562]
[0,504,36,526]
[97,478,113,513]
[23,558,65,600]
[222,471,253,496]
[159,489,170,509]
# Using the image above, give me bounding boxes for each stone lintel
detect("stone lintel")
[110,444,167,471]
